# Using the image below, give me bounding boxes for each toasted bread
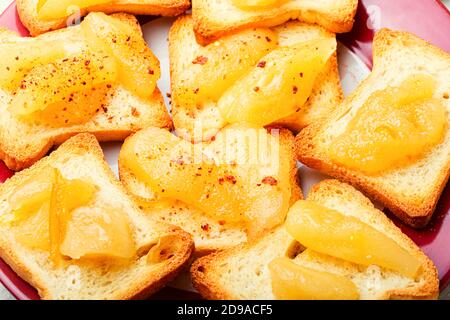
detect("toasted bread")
[191,179,439,300]
[0,133,194,300]
[0,13,172,171]
[119,126,302,255]
[17,0,190,36]
[296,29,450,228]
[169,15,343,142]
[192,0,358,45]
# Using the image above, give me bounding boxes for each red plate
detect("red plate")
[0,0,449,300]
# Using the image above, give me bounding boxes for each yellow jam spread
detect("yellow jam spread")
[232,0,289,10]
[218,38,336,127]
[119,126,292,237]
[285,200,421,278]
[3,13,159,126]
[37,0,113,20]
[172,28,278,107]
[2,167,135,262]
[269,257,359,300]
[330,74,447,175]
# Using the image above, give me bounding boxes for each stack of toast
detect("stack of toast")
[0,0,447,300]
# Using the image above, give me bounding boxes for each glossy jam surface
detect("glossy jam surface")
[0,41,70,91]
[173,28,277,107]
[269,257,359,300]
[331,74,447,175]
[1,167,135,262]
[285,200,422,277]
[232,0,288,9]
[37,0,113,20]
[6,169,55,251]
[2,13,159,125]
[218,38,336,127]
[82,13,160,99]
[60,206,135,260]
[10,50,117,120]
[119,126,291,237]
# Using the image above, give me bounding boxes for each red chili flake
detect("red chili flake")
[192,56,208,65]
[201,224,210,231]
[292,86,298,94]
[166,92,172,98]
[261,176,278,186]
[257,61,266,68]
[218,220,226,226]
[218,177,225,185]
[225,175,237,184]
[148,69,154,75]
[253,86,260,92]
[85,60,91,66]
[106,84,112,89]
[131,107,140,117]
[299,72,303,78]
[265,36,272,42]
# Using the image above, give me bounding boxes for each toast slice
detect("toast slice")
[192,0,358,45]
[0,13,171,171]
[169,15,343,142]
[119,126,302,255]
[0,133,194,300]
[17,0,190,36]
[296,29,450,228]
[191,180,439,300]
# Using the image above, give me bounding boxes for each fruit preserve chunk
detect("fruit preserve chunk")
[60,206,136,260]
[5,168,56,251]
[2,167,136,261]
[10,49,117,119]
[285,200,422,278]
[330,74,447,175]
[119,126,291,236]
[49,170,98,262]
[37,0,113,20]
[218,38,336,127]
[0,40,74,92]
[4,12,160,124]
[172,28,277,107]
[82,12,161,99]
[232,0,288,9]
[269,257,359,300]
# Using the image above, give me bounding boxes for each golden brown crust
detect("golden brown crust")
[295,28,450,228]
[0,133,194,300]
[17,0,190,36]
[192,0,358,45]
[191,179,439,300]
[0,14,172,172]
